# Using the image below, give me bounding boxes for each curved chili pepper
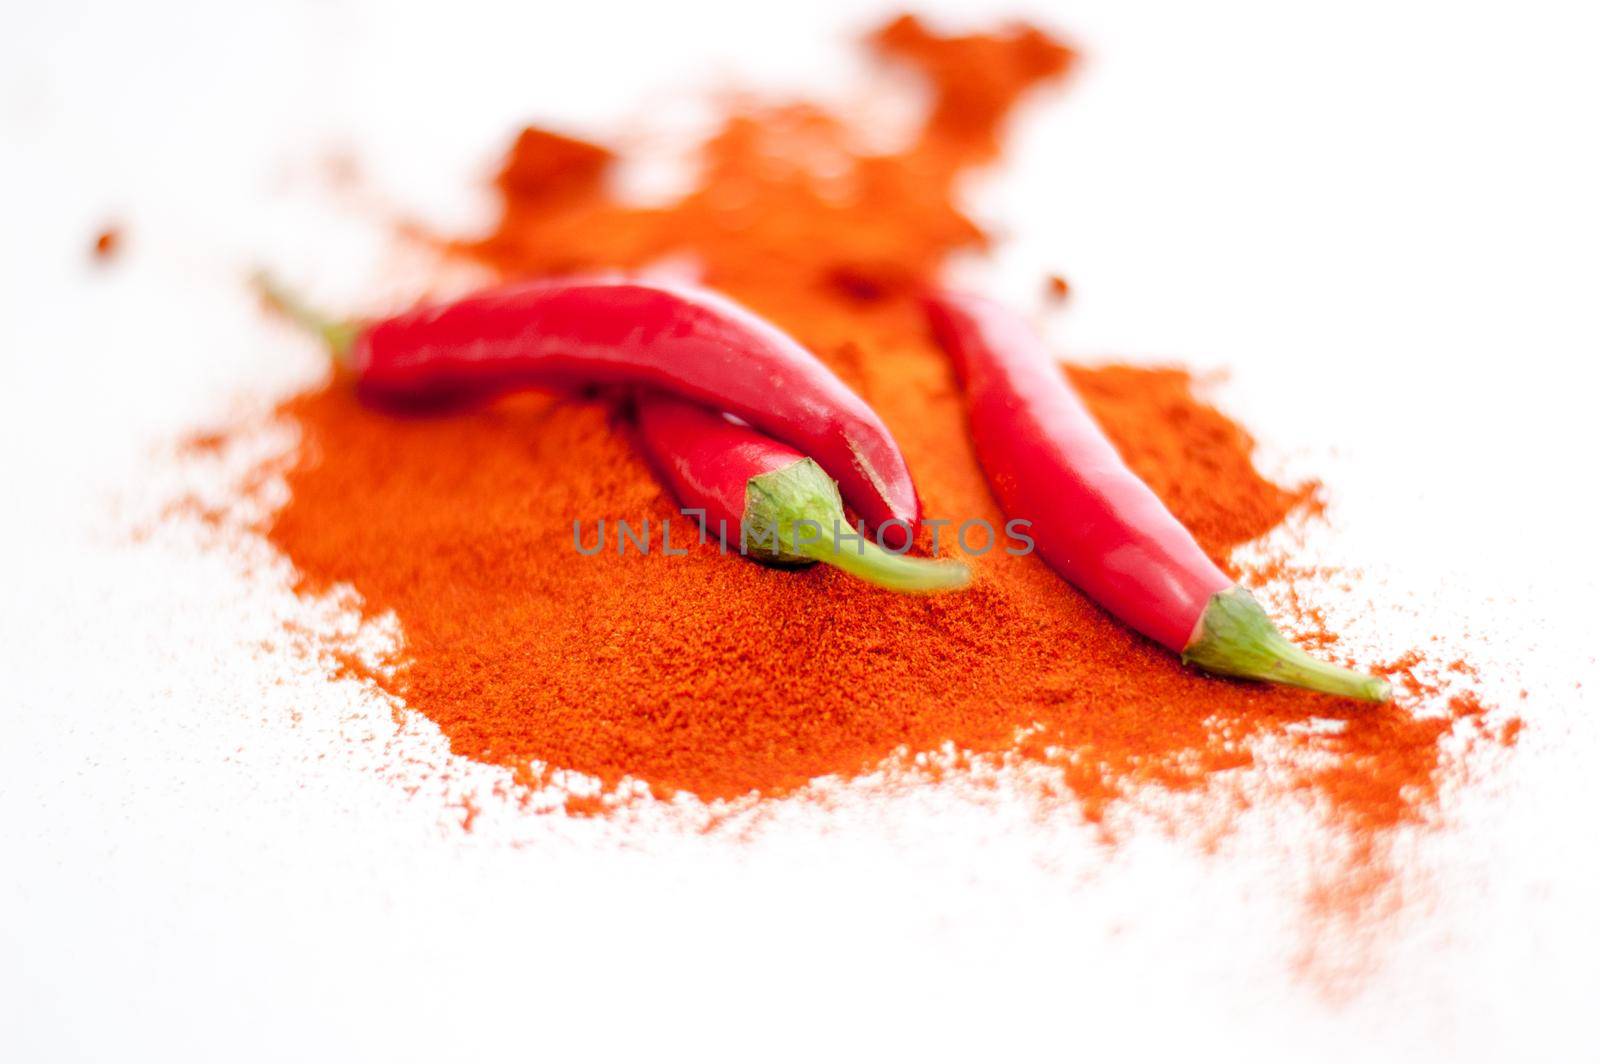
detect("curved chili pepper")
[925,291,1389,702]
[632,393,968,593]
[256,274,921,549]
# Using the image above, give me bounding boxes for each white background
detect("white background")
[4,1,1599,1060]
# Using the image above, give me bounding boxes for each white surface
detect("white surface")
[4,1,1599,1060]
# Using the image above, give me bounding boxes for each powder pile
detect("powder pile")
[246,16,1505,846]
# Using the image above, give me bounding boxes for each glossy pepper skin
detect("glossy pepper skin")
[924,291,1389,702]
[633,393,800,549]
[632,393,969,593]
[351,279,920,548]
[926,291,1229,651]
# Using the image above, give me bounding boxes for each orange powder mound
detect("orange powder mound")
[467,16,1069,298]
[270,360,1468,830]
[249,15,1506,847]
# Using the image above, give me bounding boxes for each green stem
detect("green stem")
[799,535,971,593]
[251,270,359,365]
[742,458,969,594]
[1182,586,1391,702]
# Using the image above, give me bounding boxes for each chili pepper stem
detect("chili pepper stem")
[1182,586,1391,702]
[799,530,972,592]
[251,270,359,366]
[743,458,969,593]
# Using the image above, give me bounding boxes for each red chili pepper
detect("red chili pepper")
[925,291,1389,701]
[632,393,968,593]
[255,274,921,549]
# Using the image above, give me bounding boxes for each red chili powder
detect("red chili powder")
[92,225,121,262]
[246,16,1505,855]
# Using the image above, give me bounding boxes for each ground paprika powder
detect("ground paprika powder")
[205,16,1510,916]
